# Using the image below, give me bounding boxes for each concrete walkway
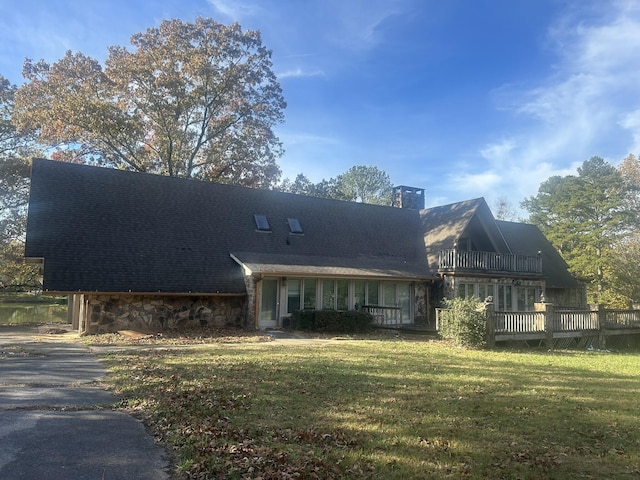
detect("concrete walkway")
[0,325,172,480]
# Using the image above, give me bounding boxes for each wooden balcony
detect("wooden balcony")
[438,249,542,275]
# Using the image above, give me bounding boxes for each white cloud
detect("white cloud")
[206,0,262,20]
[323,0,408,52]
[479,139,517,165]
[448,171,502,196]
[619,109,640,153]
[281,131,340,147]
[277,67,325,80]
[475,1,640,207]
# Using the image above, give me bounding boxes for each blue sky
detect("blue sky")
[2,0,640,210]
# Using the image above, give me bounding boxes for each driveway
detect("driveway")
[0,324,172,480]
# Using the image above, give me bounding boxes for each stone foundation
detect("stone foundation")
[83,294,246,334]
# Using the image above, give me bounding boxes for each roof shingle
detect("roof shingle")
[26,159,433,293]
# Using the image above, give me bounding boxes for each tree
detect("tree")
[610,233,640,307]
[0,75,33,240]
[334,165,392,205]
[0,75,41,290]
[522,156,637,306]
[278,165,393,205]
[0,157,31,242]
[13,18,286,188]
[619,153,640,213]
[493,196,519,221]
[609,154,640,305]
[277,173,339,198]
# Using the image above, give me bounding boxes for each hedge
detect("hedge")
[290,309,374,333]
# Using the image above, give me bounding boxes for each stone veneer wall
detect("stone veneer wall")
[84,294,246,334]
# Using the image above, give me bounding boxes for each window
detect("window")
[276,278,413,321]
[254,214,271,232]
[477,284,494,302]
[287,279,301,314]
[337,279,349,310]
[368,281,379,305]
[398,283,411,320]
[303,279,317,309]
[453,283,542,311]
[458,283,495,301]
[383,283,396,307]
[498,285,512,311]
[260,279,278,322]
[287,218,303,234]
[458,283,473,298]
[517,287,538,311]
[354,280,366,309]
[322,279,335,309]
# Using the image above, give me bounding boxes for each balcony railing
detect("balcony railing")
[438,249,542,275]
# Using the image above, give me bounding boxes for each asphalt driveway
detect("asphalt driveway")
[0,324,171,480]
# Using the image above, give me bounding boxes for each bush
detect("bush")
[290,309,373,333]
[292,310,316,330]
[439,297,487,348]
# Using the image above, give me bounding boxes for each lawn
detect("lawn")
[99,336,640,479]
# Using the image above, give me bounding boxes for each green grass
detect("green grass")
[0,303,68,325]
[100,338,640,479]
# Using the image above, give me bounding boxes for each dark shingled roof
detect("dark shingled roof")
[25,159,578,294]
[25,159,434,294]
[496,220,580,288]
[421,198,510,271]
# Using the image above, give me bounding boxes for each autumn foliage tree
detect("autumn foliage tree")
[13,18,286,187]
[610,154,640,305]
[0,75,41,289]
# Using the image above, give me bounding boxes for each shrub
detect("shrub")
[292,310,316,330]
[290,310,373,333]
[439,297,487,348]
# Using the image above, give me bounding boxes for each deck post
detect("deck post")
[535,301,554,349]
[484,299,495,348]
[593,304,606,349]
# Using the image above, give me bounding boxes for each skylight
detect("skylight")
[287,217,303,234]
[254,214,271,232]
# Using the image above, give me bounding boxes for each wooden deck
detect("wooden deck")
[438,249,542,275]
[436,306,640,347]
[494,309,640,345]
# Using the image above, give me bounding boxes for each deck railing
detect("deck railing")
[437,303,640,348]
[361,305,403,326]
[553,310,599,331]
[495,312,545,333]
[438,249,542,275]
[605,310,640,329]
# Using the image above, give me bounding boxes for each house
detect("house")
[24,159,583,334]
[421,198,584,311]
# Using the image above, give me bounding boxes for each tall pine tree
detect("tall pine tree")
[522,156,637,306]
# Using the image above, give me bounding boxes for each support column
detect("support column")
[484,299,495,348]
[593,304,606,349]
[535,301,554,349]
[71,294,81,331]
[67,295,73,325]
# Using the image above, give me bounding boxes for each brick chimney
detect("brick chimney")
[392,186,425,210]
